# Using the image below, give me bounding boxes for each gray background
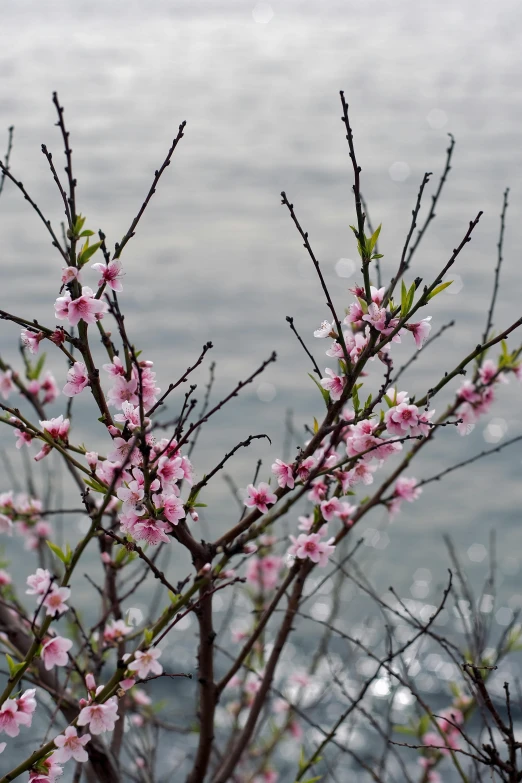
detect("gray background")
[0,0,521,738]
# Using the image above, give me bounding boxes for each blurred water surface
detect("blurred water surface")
[0,0,521,711]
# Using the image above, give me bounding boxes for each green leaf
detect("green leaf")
[27,353,47,381]
[78,240,102,267]
[143,628,153,645]
[351,385,360,413]
[313,417,319,434]
[6,653,25,678]
[308,374,330,407]
[383,394,394,409]
[46,540,68,564]
[73,214,86,235]
[417,714,431,737]
[426,280,453,300]
[114,546,128,566]
[299,777,323,783]
[79,229,95,237]
[401,280,407,318]
[401,281,416,318]
[367,223,381,253]
[393,724,417,736]
[449,681,461,698]
[83,477,108,495]
[406,282,416,314]
[356,296,368,314]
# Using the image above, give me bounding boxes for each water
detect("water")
[1,1,522,778]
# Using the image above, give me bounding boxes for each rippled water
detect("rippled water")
[1,2,522,777]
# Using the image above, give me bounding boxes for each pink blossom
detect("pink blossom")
[134,518,171,545]
[86,673,96,692]
[77,697,119,735]
[313,320,334,338]
[21,329,44,354]
[41,636,73,670]
[92,259,124,292]
[29,755,63,782]
[370,285,386,305]
[246,556,282,591]
[479,359,498,385]
[475,386,495,415]
[406,316,432,349]
[85,451,98,469]
[307,479,327,504]
[362,302,387,331]
[39,415,70,440]
[16,689,37,726]
[320,368,345,401]
[0,699,28,737]
[410,409,435,437]
[422,730,460,756]
[54,290,72,320]
[114,401,149,430]
[394,476,422,502]
[385,402,419,436]
[107,376,139,409]
[343,462,377,488]
[62,286,108,327]
[29,753,63,783]
[43,585,71,617]
[49,328,66,347]
[154,492,185,525]
[0,570,11,586]
[0,513,13,534]
[41,371,60,404]
[117,480,145,513]
[289,719,303,739]
[53,726,91,763]
[103,619,132,643]
[14,428,33,449]
[437,707,464,733]
[320,497,341,521]
[297,514,314,532]
[296,456,316,482]
[386,387,410,406]
[253,771,278,783]
[271,459,295,489]
[335,501,358,527]
[180,455,194,485]
[128,648,163,679]
[34,444,52,462]
[61,265,81,285]
[26,568,52,596]
[456,402,476,436]
[288,533,336,567]
[344,301,364,326]
[244,482,277,514]
[63,362,89,397]
[457,380,480,404]
[388,496,403,519]
[156,455,184,487]
[106,437,133,463]
[0,370,14,400]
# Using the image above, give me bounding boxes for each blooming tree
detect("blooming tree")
[0,93,520,782]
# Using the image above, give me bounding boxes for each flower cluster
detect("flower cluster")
[0,491,51,549]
